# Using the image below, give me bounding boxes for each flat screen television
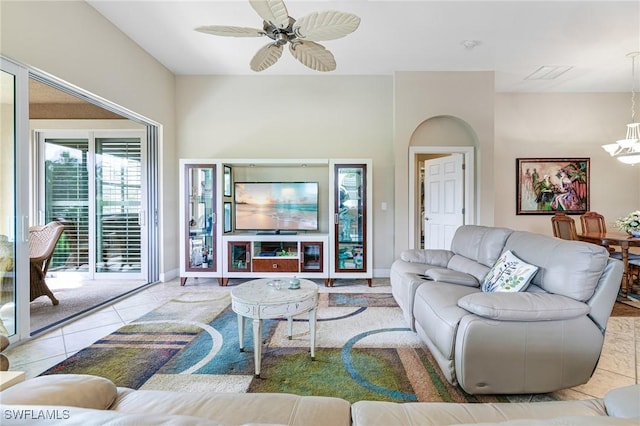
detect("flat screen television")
[234,182,319,232]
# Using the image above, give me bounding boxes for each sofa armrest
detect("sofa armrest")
[425,268,480,287]
[458,292,590,321]
[400,249,453,267]
[604,384,640,418]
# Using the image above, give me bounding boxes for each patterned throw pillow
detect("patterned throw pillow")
[481,250,539,292]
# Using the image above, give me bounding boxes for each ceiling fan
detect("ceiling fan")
[195,0,361,72]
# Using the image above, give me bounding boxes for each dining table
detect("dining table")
[577,231,640,297]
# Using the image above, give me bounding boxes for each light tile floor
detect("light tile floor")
[4,278,639,401]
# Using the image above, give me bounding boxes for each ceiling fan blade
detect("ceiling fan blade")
[250,43,284,72]
[249,0,290,29]
[289,41,336,72]
[195,25,265,37]
[293,11,361,41]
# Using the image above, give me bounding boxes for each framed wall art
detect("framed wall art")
[516,158,589,215]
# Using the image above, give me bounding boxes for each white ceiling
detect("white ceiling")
[86,0,640,92]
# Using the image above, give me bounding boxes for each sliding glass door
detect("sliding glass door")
[95,135,144,274]
[43,136,90,272]
[38,131,147,280]
[0,58,29,341]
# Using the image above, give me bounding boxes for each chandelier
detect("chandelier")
[602,52,640,165]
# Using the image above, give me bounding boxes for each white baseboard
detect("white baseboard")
[160,268,180,282]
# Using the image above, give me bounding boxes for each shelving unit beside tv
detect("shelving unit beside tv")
[178,160,222,286]
[222,234,329,285]
[328,160,373,286]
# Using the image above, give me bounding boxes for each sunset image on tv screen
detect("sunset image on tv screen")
[234,182,319,231]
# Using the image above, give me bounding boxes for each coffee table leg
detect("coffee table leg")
[253,318,262,378]
[237,314,245,352]
[309,307,317,361]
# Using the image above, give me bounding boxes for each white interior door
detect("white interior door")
[423,154,464,249]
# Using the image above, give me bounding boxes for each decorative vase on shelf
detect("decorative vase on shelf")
[630,230,640,238]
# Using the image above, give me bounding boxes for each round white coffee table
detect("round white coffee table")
[230,278,318,378]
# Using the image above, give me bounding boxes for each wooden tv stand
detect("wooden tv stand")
[221,233,329,286]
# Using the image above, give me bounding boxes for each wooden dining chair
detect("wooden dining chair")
[580,211,608,234]
[551,212,578,241]
[580,211,618,254]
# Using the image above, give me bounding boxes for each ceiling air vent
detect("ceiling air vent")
[525,65,573,80]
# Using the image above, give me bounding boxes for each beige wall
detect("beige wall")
[1,1,178,278]
[393,71,496,257]
[495,93,640,235]
[175,75,395,273]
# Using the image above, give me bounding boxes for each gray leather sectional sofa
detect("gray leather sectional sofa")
[390,225,624,395]
[1,374,639,425]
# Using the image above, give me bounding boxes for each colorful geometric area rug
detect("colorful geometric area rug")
[41,290,507,404]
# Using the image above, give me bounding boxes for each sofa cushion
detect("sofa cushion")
[0,404,229,425]
[112,388,351,426]
[481,250,539,293]
[400,249,453,267]
[447,255,490,283]
[504,231,609,301]
[351,398,609,426]
[458,292,590,321]
[414,282,479,360]
[0,374,117,410]
[450,226,513,268]
[425,267,479,287]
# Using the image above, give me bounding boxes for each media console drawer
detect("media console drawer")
[253,258,298,273]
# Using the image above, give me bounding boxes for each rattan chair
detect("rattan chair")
[29,221,64,305]
[551,212,578,241]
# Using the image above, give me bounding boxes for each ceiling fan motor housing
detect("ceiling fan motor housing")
[263,18,298,46]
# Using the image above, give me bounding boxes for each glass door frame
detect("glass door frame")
[1,58,30,343]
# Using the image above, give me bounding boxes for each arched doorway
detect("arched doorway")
[408,116,477,249]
